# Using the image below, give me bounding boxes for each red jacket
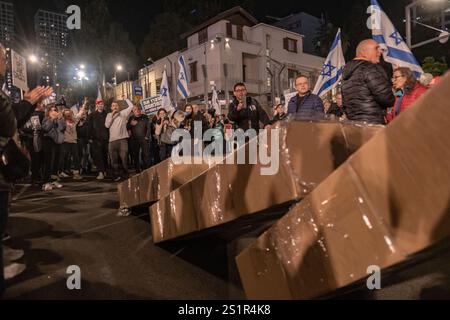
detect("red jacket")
[386,83,428,123]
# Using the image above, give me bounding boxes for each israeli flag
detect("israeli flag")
[177,55,190,99]
[160,69,173,111]
[370,0,423,78]
[313,28,345,97]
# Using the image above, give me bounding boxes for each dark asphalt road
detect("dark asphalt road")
[3,176,450,300]
[3,176,250,299]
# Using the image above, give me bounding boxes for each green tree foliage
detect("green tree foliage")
[314,22,350,57]
[422,57,448,76]
[140,0,258,61]
[139,13,191,62]
[66,0,138,84]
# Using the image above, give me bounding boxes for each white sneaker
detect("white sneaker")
[4,262,26,280]
[96,172,105,180]
[117,208,131,217]
[4,246,24,262]
[51,181,63,189]
[59,172,70,178]
[73,171,82,180]
[42,183,53,191]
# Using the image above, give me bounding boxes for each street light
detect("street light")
[80,64,85,69]
[77,70,86,79]
[114,64,130,86]
[406,0,449,48]
[28,54,38,63]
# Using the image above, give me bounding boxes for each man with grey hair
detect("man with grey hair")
[341,39,395,125]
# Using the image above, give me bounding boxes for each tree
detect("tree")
[63,0,138,102]
[314,21,350,57]
[422,57,448,76]
[140,13,192,61]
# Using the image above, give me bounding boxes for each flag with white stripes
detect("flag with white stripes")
[177,55,190,99]
[160,69,173,111]
[370,0,424,78]
[313,28,346,97]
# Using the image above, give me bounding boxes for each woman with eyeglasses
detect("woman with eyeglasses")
[41,105,66,191]
[386,67,428,124]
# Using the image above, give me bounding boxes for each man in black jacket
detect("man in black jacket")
[88,100,109,180]
[326,93,346,119]
[228,83,271,131]
[127,105,151,172]
[341,39,395,125]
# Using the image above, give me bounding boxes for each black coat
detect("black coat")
[326,104,345,118]
[228,97,270,131]
[342,60,395,125]
[88,110,109,141]
[127,114,151,140]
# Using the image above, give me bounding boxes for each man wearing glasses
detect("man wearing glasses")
[341,39,395,125]
[228,82,271,131]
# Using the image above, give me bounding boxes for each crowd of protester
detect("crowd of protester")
[0,38,441,294]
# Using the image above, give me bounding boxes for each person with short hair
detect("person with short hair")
[105,100,134,182]
[88,99,109,180]
[326,93,346,118]
[287,75,325,119]
[127,105,151,173]
[341,39,395,125]
[228,83,271,131]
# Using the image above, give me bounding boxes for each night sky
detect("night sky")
[9,0,412,47]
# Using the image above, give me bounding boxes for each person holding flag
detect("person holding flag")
[313,28,346,98]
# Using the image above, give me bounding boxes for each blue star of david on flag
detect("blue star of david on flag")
[160,87,168,97]
[313,28,345,97]
[177,55,190,99]
[389,31,403,46]
[320,62,336,78]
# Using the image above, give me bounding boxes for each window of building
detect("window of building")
[226,23,232,38]
[237,25,243,41]
[190,61,198,82]
[283,37,298,53]
[198,28,208,44]
[242,64,247,82]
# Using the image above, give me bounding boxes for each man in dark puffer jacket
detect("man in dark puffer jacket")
[342,39,395,125]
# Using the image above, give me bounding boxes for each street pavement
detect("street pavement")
[3,176,248,299]
[3,175,450,300]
